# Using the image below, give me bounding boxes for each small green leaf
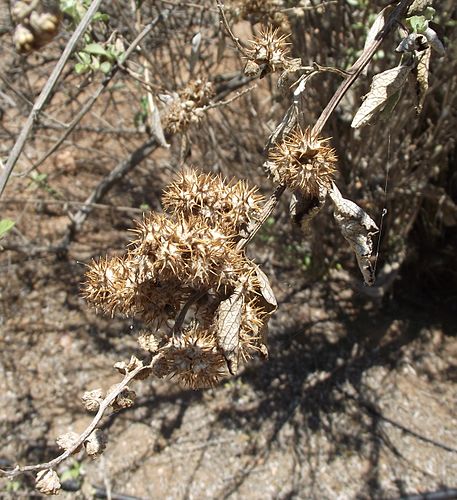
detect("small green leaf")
[83,43,108,56]
[408,15,427,33]
[77,51,91,64]
[75,63,89,74]
[93,12,110,22]
[0,219,15,239]
[100,61,112,74]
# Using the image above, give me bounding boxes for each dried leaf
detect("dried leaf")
[424,26,445,55]
[329,184,379,286]
[148,93,169,148]
[189,32,202,75]
[414,47,431,113]
[364,7,389,51]
[351,64,412,128]
[254,266,277,313]
[215,288,244,375]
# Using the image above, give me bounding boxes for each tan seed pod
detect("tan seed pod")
[56,432,81,453]
[84,429,107,458]
[35,469,61,496]
[82,388,104,412]
[268,126,337,196]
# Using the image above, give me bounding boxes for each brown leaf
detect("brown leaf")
[215,288,244,375]
[352,64,412,128]
[329,183,379,286]
[254,266,277,313]
[414,47,431,113]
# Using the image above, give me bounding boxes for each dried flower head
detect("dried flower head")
[82,388,104,413]
[35,469,61,496]
[162,169,263,232]
[131,212,245,290]
[164,79,214,134]
[245,26,300,77]
[162,327,227,389]
[82,255,139,316]
[56,432,81,453]
[268,127,337,196]
[84,429,107,458]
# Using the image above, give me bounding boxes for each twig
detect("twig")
[67,137,160,234]
[0,359,155,479]
[0,0,104,198]
[0,197,145,213]
[216,0,249,58]
[202,84,257,110]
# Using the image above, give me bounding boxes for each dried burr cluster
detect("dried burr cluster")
[11,0,61,53]
[84,169,276,389]
[164,79,215,134]
[244,26,301,78]
[268,126,337,197]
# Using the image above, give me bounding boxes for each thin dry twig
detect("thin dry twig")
[216,0,249,58]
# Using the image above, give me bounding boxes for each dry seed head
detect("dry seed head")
[162,169,264,232]
[84,429,107,458]
[82,388,104,413]
[132,212,244,289]
[35,469,61,496]
[83,255,140,317]
[56,432,81,453]
[111,386,136,411]
[161,326,226,389]
[164,79,214,134]
[268,127,337,196]
[245,26,296,75]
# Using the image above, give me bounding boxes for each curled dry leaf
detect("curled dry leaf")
[364,7,389,51]
[35,469,61,496]
[82,388,104,412]
[414,47,431,113]
[424,26,445,56]
[254,266,277,314]
[56,431,81,453]
[329,183,379,286]
[215,287,244,375]
[351,64,412,128]
[289,186,327,233]
[84,429,107,458]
